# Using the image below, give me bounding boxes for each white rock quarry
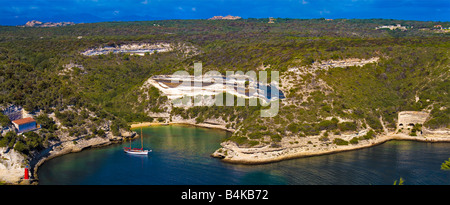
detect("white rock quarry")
[287,57,380,73]
[142,73,285,107]
[81,43,173,56]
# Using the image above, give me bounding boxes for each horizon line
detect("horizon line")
[2,17,449,27]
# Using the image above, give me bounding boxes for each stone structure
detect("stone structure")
[397,111,429,128]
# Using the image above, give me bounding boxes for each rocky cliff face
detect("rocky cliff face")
[0,147,27,184]
[398,111,429,127]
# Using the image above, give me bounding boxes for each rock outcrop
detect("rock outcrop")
[22,20,75,28]
[212,128,450,164]
[0,147,27,184]
[397,111,429,128]
[209,15,242,20]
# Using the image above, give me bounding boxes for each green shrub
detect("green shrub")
[317,119,338,131]
[350,137,359,144]
[0,113,11,127]
[441,158,450,170]
[234,136,249,145]
[338,121,357,132]
[36,114,57,131]
[333,138,349,145]
[287,123,299,133]
[271,134,282,142]
[361,129,376,140]
[366,114,383,131]
[410,128,417,136]
[301,124,320,136]
[0,132,17,148]
[248,131,268,139]
[321,105,332,113]
[97,129,106,137]
[319,135,329,142]
[248,140,260,146]
[13,141,28,154]
[195,116,205,124]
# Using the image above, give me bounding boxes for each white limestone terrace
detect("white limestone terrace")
[81,43,173,56]
[142,73,285,107]
[288,57,379,73]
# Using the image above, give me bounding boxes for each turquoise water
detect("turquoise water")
[38,125,450,185]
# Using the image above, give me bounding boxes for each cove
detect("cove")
[37,125,450,185]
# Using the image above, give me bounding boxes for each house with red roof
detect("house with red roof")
[12,117,37,133]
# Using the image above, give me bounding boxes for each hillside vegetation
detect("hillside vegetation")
[0,18,448,152]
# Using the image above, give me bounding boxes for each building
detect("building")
[434,25,442,29]
[397,111,429,129]
[12,117,37,133]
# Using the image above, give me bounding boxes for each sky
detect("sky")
[0,0,449,25]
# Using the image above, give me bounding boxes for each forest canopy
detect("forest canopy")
[0,18,448,148]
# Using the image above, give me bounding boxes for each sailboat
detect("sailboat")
[124,127,151,155]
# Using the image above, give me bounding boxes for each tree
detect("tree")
[0,113,10,127]
[36,114,57,131]
[393,177,404,185]
[441,158,450,170]
[0,131,17,148]
[14,141,28,154]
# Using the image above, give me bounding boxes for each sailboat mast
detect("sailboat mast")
[141,127,143,150]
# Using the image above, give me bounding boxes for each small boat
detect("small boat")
[124,127,151,155]
[124,148,150,155]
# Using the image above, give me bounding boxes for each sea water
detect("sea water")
[38,125,450,185]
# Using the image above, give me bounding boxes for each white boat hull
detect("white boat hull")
[124,149,151,155]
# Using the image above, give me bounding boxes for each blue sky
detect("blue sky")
[1,0,449,25]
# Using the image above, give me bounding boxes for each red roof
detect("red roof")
[12,117,36,125]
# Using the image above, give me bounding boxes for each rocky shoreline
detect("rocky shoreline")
[130,120,235,133]
[211,130,450,165]
[0,120,229,185]
[32,130,136,184]
[3,120,448,184]
[130,121,450,165]
[0,130,136,185]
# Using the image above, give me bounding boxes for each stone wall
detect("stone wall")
[397,111,429,128]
